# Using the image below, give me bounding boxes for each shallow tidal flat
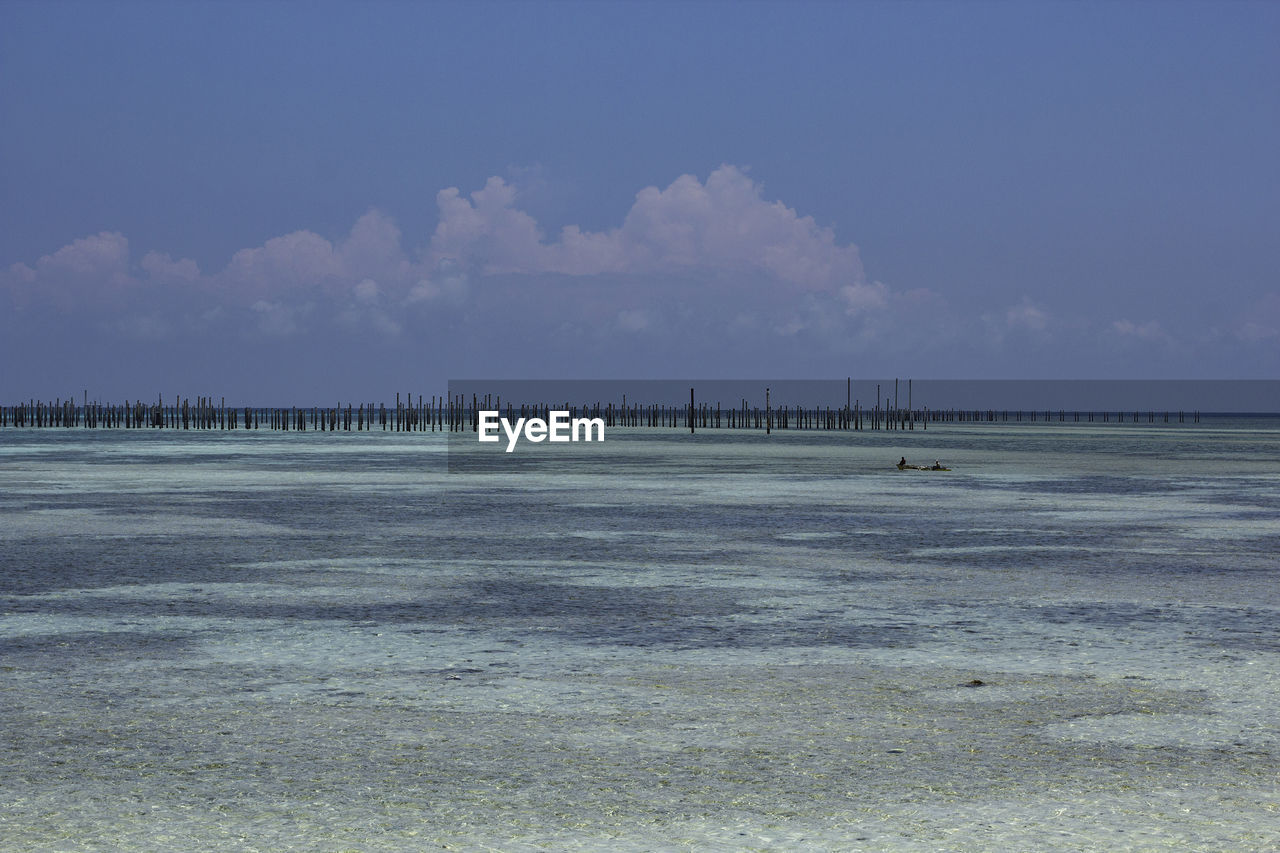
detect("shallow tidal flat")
[2,424,1279,850]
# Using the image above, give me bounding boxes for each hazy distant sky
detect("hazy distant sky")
[2,0,1277,402]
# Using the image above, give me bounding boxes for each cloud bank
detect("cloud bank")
[429,165,863,289]
[3,166,890,346]
[5,166,870,312]
[2,165,1275,394]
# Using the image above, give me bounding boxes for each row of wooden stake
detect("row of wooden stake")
[1,391,1200,431]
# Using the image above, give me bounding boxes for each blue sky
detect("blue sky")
[2,0,1277,402]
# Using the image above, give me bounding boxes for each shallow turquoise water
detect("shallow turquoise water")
[2,420,1279,850]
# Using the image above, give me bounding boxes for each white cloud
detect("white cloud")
[217,210,414,301]
[353,278,381,304]
[38,232,131,280]
[1,232,137,311]
[406,259,469,306]
[2,232,134,299]
[4,169,870,327]
[339,278,402,336]
[0,170,918,355]
[4,261,37,285]
[429,165,865,290]
[225,231,340,298]
[141,251,201,282]
[840,281,889,316]
[250,299,307,336]
[431,178,548,275]
[341,210,407,276]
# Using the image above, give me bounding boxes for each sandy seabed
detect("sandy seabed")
[3,424,1279,850]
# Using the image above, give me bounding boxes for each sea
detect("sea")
[2,418,1279,851]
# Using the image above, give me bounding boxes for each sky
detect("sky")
[1,0,1277,403]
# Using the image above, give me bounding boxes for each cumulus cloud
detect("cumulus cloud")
[223,230,341,299]
[840,281,889,316]
[0,209,469,344]
[431,178,548,275]
[250,299,309,336]
[141,252,201,282]
[215,210,416,303]
[429,165,864,290]
[406,259,469,306]
[342,210,409,276]
[37,232,131,280]
[338,278,401,337]
[0,168,904,354]
[5,166,1267,384]
[4,168,870,323]
[353,278,381,304]
[2,232,134,308]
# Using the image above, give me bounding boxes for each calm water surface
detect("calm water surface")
[2,420,1279,850]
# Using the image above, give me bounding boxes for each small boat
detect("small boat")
[897,463,951,471]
